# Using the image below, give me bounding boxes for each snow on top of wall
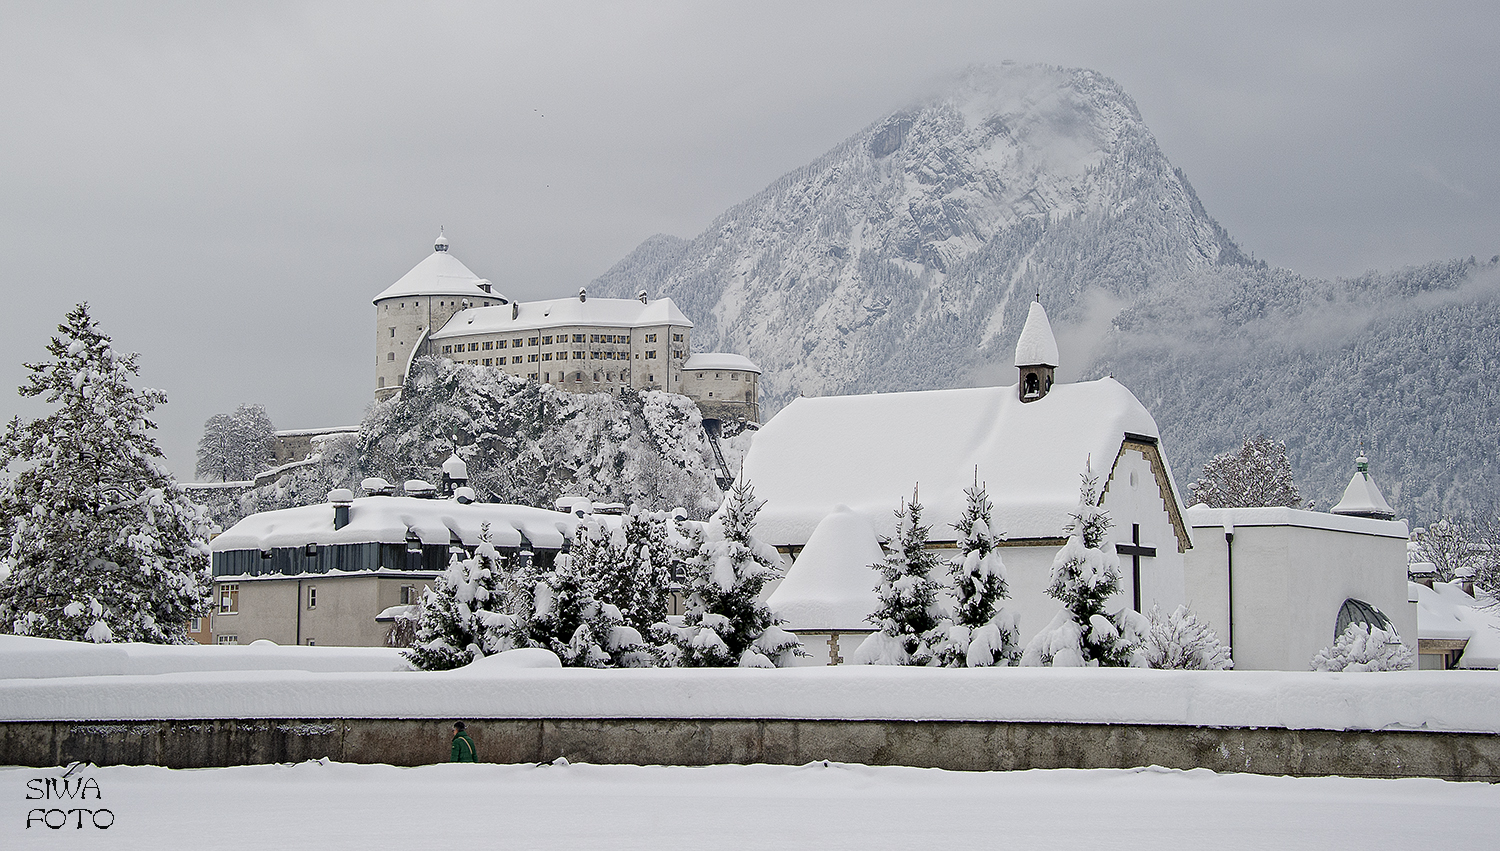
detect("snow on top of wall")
[274,426,360,437]
[0,634,409,679]
[742,378,1160,546]
[1013,301,1059,367]
[1412,582,1500,668]
[683,353,761,373]
[431,297,692,339]
[211,496,578,552]
[1331,467,1396,518]
[766,506,884,631]
[1185,506,1410,540]
[373,250,497,302]
[2,640,1499,734]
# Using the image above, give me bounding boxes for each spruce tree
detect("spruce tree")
[404,529,514,670]
[0,304,214,644]
[611,506,673,637]
[1021,463,1146,667]
[850,489,948,666]
[655,480,801,667]
[938,477,1020,667]
[530,530,652,667]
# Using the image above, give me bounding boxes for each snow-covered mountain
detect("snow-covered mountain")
[595,63,1500,522]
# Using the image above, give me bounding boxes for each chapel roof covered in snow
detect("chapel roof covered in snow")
[1330,456,1396,520]
[765,506,884,632]
[1013,300,1059,367]
[372,237,501,303]
[682,353,760,373]
[212,495,577,552]
[430,296,692,338]
[742,377,1178,546]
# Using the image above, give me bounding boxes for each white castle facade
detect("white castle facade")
[374,232,761,423]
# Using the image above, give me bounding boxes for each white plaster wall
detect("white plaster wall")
[1100,447,1188,616]
[1183,511,1413,671]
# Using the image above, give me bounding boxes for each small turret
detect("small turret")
[1331,454,1397,520]
[441,451,469,497]
[1014,299,1059,402]
[434,226,448,253]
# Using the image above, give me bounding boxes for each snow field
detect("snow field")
[4,759,1497,850]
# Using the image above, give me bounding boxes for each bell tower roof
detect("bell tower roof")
[372,232,505,304]
[1014,299,1059,367]
[1331,454,1397,520]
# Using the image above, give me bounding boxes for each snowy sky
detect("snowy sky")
[2,1,1497,479]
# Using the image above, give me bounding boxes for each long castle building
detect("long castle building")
[374,232,760,422]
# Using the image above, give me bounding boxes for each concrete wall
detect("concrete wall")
[680,369,759,423]
[4,717,1497,781]
[1184,508,1415,671]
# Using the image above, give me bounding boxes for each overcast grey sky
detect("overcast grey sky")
[2,1,1497,480]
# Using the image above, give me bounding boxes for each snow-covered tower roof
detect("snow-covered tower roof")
[1014,300,1059,367]
[442,452,469,482]
[372,233,504,303]
[765,506,884,632]
[1331,455,1396,521]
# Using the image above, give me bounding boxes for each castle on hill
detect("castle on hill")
[374,231,761,423]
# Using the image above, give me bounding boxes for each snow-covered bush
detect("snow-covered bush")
[1141,605,1232,670]
[1311,622,1413,672]
[937,478,1019,667]
[1021,464,1147,667]
[0,304,215,644]
[654,481,801,667]
[850,491,949,666]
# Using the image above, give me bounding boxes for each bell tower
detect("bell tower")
[1014,298,1058,402]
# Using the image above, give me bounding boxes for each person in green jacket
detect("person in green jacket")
[450,721,477,763]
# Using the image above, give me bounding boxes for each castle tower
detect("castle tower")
[372,231,506,401]
[1014,299,1058,402]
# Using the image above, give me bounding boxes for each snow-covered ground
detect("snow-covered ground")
[4,759,1497,849]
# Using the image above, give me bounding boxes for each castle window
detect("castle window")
[673,333,683,342]
[574,373,583,382]
[497,340,507,349]
[513,338,523,347]
[542,336,552,345]
[442,346,451,354]
[389,327,395,338]
[731,373,739,380]
[646,350,657,359]
[542,353,552,361]
[483,358,492,366]
[574,334,585,342]
[646,334,657,343]
[528,337,539,346]
[708,392,713,397]
[573,351,584,359]
[528,372,538,380]
[387,352,395,361]
[529,354,539,362]
[697,372,704,379]
[379,377,385,387]
[594,373,600,381]
[512,356,523,364]
[648,374,654,382]
[590,334,599,343]
[482,341,492,350]
[469,343,480,352]
[715,373,722,380]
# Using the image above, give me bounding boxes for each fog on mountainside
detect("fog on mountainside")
[594,63,1500,523]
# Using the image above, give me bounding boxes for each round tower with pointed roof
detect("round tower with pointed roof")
[373,231,507,401]
[1014,298,1059,402]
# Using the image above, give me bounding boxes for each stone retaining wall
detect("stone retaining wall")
[4,718,1499,781]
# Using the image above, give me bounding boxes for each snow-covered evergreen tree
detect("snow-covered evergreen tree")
[655,481,800,667]
[608,506,674,637]
[1141,604,1233,670]
[0,304,215,644]
[1311,622,1413,672]
[850,490,948,666]
[1021,464,1147,667]
[529,541,652,668]
[404,529,518,670]
[1189,436,1302,508]
[936,477,1020,667]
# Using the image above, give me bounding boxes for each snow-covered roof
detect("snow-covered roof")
[683,353,761,373]
[1331,457,1396,520]
[1413,581,1500,668]
[742,378,1170,545]
[1184,505,1410,539]
[442,452,468,480]
[372,248,500,303]
[430,296,691,339]
[1013,300,1059,367]
[212,496,577,552]
[766,506,884,631]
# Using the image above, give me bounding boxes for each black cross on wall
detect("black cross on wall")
[1115,523,1157,613]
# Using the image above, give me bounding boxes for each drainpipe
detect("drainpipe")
[1223,520,1235,663]
[296,579,303,647]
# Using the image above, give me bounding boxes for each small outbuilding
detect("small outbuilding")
[765,505,885,665]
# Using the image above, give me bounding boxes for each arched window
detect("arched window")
[1024,372,1039,396]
